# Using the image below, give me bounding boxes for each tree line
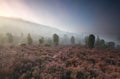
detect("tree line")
[0,33,119,50]
[0,33,76,46]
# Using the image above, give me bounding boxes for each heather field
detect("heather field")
[0,45,119,79]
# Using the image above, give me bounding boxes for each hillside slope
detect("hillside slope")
[0,17,68,37]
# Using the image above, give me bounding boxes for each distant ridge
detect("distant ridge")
[0,16,78,37]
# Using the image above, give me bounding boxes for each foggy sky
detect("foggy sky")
[0,0,120,42]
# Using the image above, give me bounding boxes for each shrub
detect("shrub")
[99,39,106,48]
[76,71,86,79]
[18,42,26,47]
[39,37,44,45]
[44,44,51,47]
[61,70,72,79]
[107,42,115,49]
[95,36,106,49]
[116,45,120,51]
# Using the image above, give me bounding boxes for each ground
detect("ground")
[0,45,120,79]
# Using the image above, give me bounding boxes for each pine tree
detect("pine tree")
[71,36,75,45]
[53,34,59,45]
[88,34,95,49]
[6,33,13,43]
[27,33,33,45]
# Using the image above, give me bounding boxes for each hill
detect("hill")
[0,17,72,37]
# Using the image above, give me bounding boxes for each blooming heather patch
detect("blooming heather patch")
[0,45,119,79]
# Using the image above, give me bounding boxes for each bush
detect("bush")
[44,44,51,47]
[76,71,86,79]
[107,42,115,49]
[95,36,107,49]
[39,37,44,45]
[18,42,26,47]
[61,70,72,79]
